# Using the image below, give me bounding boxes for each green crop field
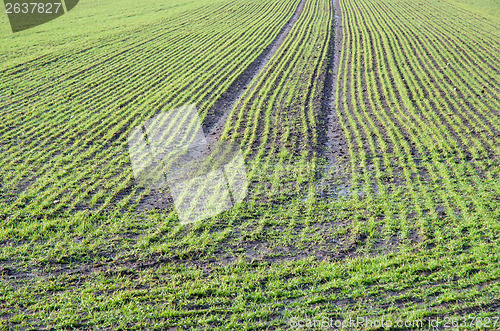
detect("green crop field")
[0,0,499,329]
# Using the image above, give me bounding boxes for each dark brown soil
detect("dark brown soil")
[316,0,351,197]
[320,0,348,169]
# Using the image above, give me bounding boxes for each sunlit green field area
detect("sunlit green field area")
[0,0,499,328]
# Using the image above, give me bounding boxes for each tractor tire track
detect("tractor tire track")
[203,0,307,144]
[317,0,350,197]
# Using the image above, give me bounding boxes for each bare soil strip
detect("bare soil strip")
[203,0,307,144]
[317,0,350,197]
[322,0,346,169]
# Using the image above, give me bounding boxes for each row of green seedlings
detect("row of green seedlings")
[337,0,499,243]
[0,0,218,97]
[343,0,455,242]
[363,0,499,225]
[239,0,320,200]
[0,0,293,173]
[0,0,209,69]
[222,0,333,202]
[333,0,404,247]
[0,1,292,218]
[340,0,496,198]
[424,0,500,59]
[0,0,293,159]
[0,0,300,218]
